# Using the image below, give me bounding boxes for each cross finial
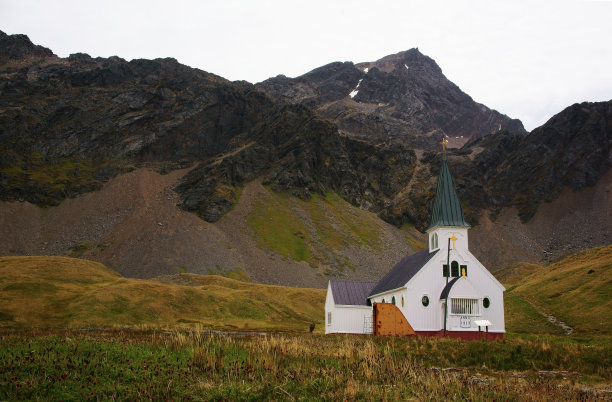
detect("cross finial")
[450,232,457,249]
[440,137,448,152]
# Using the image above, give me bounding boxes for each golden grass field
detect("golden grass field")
[0,247,611,400]
[0,256,325,331]
[1,244,610,336]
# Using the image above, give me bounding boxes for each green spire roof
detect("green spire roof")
[427,154,469,230]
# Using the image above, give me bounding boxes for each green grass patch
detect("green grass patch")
[246,190,311,262]
[502,245,612,334]
[247,187,393,271]
[222,267,251,282]
[504,293,565,335]
[0,330,609,401]
[67,242,90,257]
[305,192,383,251]
[0,153,104,206]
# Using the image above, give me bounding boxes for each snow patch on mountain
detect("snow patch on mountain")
[349,78,363,99]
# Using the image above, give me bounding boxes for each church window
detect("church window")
[443,264,449,277]
[483,297,490,309]
[392,296,396,305]
[382,298,385,303]
[450,298,479,315]
[421,295,429,307]
[327,312,332,325]
[460,265,467,277]
[431,233,439,249]
[451,261,459,277]
[367,299,372,306]
[401,296,404,307]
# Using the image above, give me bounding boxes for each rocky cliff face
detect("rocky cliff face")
[258,49,526,147]
[380,100,611,231]
[0,31,54,62]
[1,31,610,280]
[0,31,278,205]
[485,101,611,221]
[177,105,417,222]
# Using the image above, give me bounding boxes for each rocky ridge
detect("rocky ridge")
[0,31,610,280]
[258,49,526,148]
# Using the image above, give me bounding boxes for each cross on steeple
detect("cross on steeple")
[440,137,448,152]
[450,233,457,249]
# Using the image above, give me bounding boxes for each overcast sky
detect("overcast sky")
[1,0,611,131]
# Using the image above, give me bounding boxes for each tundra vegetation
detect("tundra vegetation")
[0,245,610,400]
[0,329,610,400]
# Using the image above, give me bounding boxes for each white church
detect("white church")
[325,141,505,339]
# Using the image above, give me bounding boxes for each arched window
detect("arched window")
[451,261,459,277]
[382,298,385,303]
[431,232,439,249]
[460,265,468,277]
[392,296,396,305]
[401,296,405,307]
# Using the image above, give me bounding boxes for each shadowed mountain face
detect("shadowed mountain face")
[0,31,610,281]
[258,49,526,147]
[0,31,416,221]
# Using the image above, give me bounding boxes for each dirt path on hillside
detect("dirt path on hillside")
[514,293,574,335]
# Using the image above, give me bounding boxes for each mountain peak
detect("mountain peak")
[257,48,526,146]
[0,31,54,63]
[356,48,441,75]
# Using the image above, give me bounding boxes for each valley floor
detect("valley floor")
[0,329,610,401]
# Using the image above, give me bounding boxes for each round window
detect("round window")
[483,297,490,308]
[421,295,429,307]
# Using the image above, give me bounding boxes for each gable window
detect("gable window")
[450,298,479,315]
[421,295,430,307]
[327,312,332,325]
[451,261,459,277]
[443,264,449,277]
[460,265,468,277]
[483,297,490,308]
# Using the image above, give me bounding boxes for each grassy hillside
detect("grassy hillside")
[2,244,609,336]
[0,257,325,330]
[247,187,425,276]
[499,245,612,335]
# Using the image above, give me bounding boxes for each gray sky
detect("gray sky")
[1,0,611,131]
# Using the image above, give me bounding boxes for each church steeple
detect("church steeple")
[427,140,469,231]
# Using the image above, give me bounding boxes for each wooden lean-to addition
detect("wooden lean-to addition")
[373,303,415,336]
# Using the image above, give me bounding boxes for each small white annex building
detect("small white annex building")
[325,143,505,339]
